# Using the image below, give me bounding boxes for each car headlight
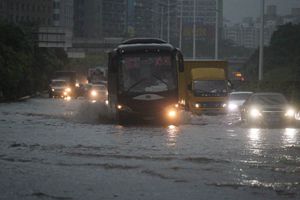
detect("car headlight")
[285,108,295,118]
[65,87,71,93]
[51,88,55,92]
[91,90,98,97]
[249,108,262,118]
[195,103,201,108]
[228,103,238,111]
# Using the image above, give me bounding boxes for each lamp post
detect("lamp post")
[193,0,196,59]
[259,0,265,81]
[215,0,219,60]
[179,0,183,50]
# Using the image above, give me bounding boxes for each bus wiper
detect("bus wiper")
[126,78,146,93]
[152,74,168,87]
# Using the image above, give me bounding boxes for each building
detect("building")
[0,0,53,26]
[0,0,74,49]
[223,5,294,49]
[74,0,127,40]
[127,0,161,38]
[178,0,223,57]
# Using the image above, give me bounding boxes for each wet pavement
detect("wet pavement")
[0,98,299,200]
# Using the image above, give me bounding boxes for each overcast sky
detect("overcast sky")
[224,0,300,23]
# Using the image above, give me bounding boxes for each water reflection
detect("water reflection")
[247,128,262,155]
[166,125,180,147]
[282,128,298,145]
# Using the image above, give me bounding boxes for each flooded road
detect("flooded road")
[0,98,299,200]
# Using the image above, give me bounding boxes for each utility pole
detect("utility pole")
[167,0,170,43]
[215,0,219,60]
[193,0,196,59]
[259,0,265,81]
[160,7,164,39]
[179,0,183,50]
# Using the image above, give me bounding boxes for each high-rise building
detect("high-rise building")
[73,0,127,40]
[73,0,103,39]
[0,0,53,26]
[0,0,74,49]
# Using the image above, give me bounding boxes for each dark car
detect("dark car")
[240,93,296,127]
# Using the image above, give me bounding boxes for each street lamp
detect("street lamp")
[193,0,196,59]
[259,0,265,81]
[215,0,219,60]
[158,1,177,43]
[179,0,183,50]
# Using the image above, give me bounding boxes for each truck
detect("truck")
[178,60,229,114]
[107,38,184,124]
[87,67,107,84]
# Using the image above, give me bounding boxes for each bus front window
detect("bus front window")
[120,53,176,93]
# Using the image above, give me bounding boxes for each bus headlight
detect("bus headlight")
[249,108,262,118]
[91,90,98,97]
[167,109,177,118]
[285,108,295,118]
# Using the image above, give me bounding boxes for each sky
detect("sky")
[223,0,300,23]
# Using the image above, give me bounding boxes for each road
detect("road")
[0,98,299,200]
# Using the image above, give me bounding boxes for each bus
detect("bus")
[107,38,184,124]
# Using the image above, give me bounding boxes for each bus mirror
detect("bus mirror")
[108,53,118,73]
[187,84,192,91]
[178,53,184,72]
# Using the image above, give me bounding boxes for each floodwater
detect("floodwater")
[0,98,299,200]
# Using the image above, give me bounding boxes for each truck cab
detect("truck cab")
[179,60,229,115]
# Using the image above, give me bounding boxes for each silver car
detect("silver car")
[228,91,253,112]
[240,93,297,127]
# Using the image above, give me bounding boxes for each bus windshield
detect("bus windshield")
[120,53,176,93]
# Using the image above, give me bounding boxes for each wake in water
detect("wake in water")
[73,101,114,124]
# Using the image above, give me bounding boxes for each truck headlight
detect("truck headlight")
[249,108,262,118]
[285,108,295,118]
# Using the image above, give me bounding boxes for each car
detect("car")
[49,79,72,98]
[240,92,297,127]
[88,84,107,102]
[228,91,253,112]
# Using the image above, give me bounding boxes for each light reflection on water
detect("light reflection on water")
[282,128,298,145]
[247,128,262,155]
[166,125,180,147]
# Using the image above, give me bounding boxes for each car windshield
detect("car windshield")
[193,80,227,96]
[120,53,176,93]
[51,81,66,87]
[230,93,252,101]
[92,85,106,91]
[252,94,287,105]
